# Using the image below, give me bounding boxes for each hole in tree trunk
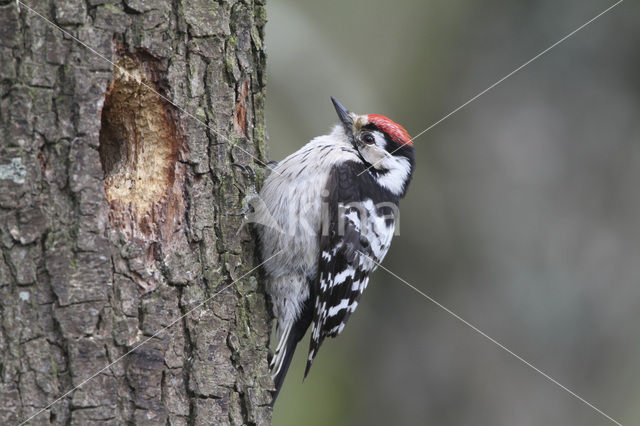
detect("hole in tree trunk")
[98,52,180,218]
[98,49,187,292]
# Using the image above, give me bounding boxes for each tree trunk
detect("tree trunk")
[0,0,272,424]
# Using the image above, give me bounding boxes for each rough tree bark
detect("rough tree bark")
[0,0,272,424]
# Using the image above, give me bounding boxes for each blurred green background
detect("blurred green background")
[264,1,639,425]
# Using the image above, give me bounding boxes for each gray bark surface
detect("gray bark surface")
[0,0,272,424]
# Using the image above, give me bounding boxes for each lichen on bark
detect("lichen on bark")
[0,0,273,424]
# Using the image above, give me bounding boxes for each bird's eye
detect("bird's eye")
[362,133,375,144]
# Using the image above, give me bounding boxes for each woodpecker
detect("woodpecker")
[255,98,415,401]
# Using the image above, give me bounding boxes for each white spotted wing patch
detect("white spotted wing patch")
[305,198,396,376]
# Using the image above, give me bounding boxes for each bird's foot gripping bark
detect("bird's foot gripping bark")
[231,191,259,217]
[231,162,285,238]
[232,190,271,240]
[230,161,279,217]
[231,163,258,217]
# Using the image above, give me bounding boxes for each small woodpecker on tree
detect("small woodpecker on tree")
[255,98,415,402]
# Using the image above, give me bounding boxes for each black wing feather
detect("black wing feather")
[305,163,378,377]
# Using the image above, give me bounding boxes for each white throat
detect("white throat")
[371,155,411,196]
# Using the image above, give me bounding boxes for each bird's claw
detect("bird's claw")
[230,162,259,217]
[230,196,256,217]
[231,163,256,181]
[231,184,259,216]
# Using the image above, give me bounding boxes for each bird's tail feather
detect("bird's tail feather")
[270,298,314,405]
[270,320,293,381]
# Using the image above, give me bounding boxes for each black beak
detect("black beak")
[331,97,354,136]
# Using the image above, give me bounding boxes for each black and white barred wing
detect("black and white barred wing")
[305,165,396,377]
